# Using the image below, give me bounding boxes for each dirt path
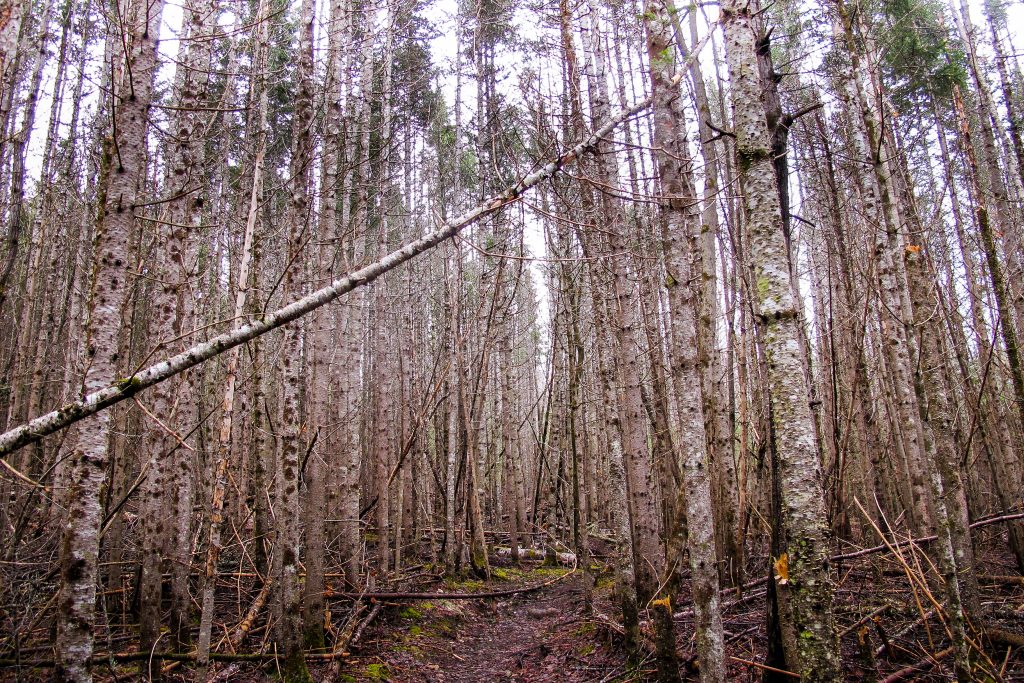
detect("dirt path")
[331,568,628,682]
[431,582,570,681]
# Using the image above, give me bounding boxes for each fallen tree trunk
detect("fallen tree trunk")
[348,604,381,650]
[331,567,575,601]
[831,512,1024,561]
[878,647,952,683]
[985,627,1024,648]
[0,650,374,668]
[326,600,370,679]
[226,577,273,651]
[978,575,1024,587]
[494,546,576,564]
[0,89,660,462]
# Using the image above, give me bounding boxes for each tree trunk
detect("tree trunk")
[642,3,726,680]
[720,0,842,678]
[273,0,316,677]
[55,0,165,679]
[195,1,269,667]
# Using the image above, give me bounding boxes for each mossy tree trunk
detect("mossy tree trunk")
[720,0,842,678]
[274,0,316,677]
[641,2,726,680]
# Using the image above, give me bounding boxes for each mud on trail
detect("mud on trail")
[319,566,632,683]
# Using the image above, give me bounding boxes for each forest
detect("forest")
[0,0,1022,679]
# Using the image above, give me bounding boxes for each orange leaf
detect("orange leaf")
[774,553,789,585]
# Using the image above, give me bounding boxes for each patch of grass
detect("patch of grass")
[444,576,485,591]
[395,641,424,658]
[364,662,389,680]
[408,625,423,637]
[398,606,423,620]
[594,571,616,590]
[531,567,569,578]
[337,675,356,683]
[572,622,596,637]
[491,567,528,582]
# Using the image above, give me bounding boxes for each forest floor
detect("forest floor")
[2,545,1024,681]
[320,565,632,683]
[307,547,1024,683]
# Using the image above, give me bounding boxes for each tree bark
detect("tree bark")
[642,3,726,680]
[55,0,165,679]
[720,0,842,678]
[195,0,269,669]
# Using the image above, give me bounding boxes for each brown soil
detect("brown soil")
[3,548,1023,682]
[317,547,1024,683]
[322,566,631,683]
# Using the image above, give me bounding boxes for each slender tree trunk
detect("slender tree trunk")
[934,101,1024,573]
[680,4,743,587]
[55,0,165,679]
[951,0,1024,430]
[642,3,725,680]
[138,0,213,655]
[0,0,50,317]
[195,1,268,668]
[720,0,842,678]
[274,0,315,676]
[337,0,372,589]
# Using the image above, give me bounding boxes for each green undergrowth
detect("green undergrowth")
[441,563,568,590]
[531,566,570,578]
[490,566,528,581]
[395,641,425,658]
[364,662,389,680]
[443,575,486,591]
[594,570,616,590]
[572,622,596,637]
[398,605,425,620]
[388,596,466,660]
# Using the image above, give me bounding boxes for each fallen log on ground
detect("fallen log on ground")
[978,574,1024,587]
[985,627,1024,648]
[225,577,273,651]
[0,651,378,667]
[879,647,952,683]
[494,546,576,564]
[330,566,576,601]
[832,512,1024,561]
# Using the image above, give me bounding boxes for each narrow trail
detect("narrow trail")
[435,583,567,681]
[334,568,628,682]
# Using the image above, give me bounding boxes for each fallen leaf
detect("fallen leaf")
[774,553,789,585]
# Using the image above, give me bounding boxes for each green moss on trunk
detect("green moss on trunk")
[280,650,313,683]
